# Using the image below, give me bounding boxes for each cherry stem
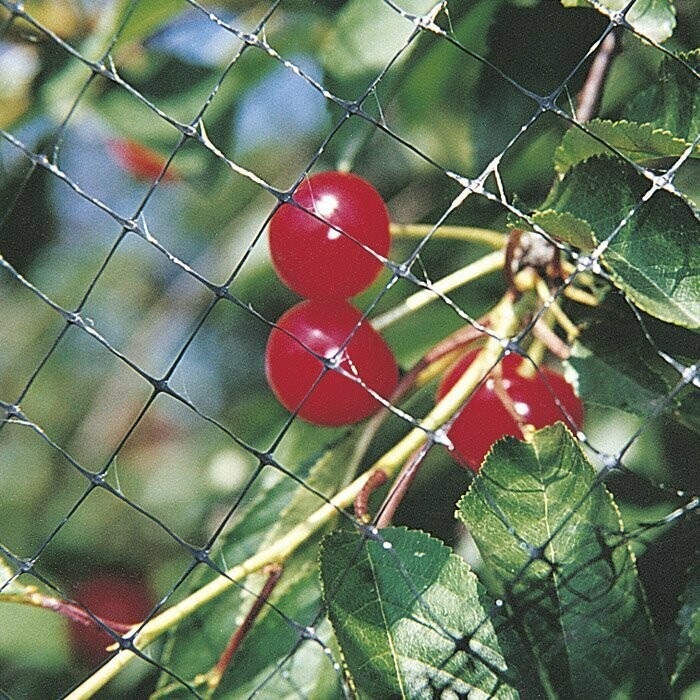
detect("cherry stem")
[355,314,495,527]
[535,278,579,341]
[64,296,520,700]
[563,285,599,307]
[389,222,506,248]
[372,249,504,332]
[207,564,283,695]
[532,318,571,361]
[395,319,489,400]
[354,470,388,522]
[375,447,428,529]
[351,318,488,478]
[492,364,530,431]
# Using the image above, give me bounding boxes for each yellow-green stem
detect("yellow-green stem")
[65,297,518,700]
[389,222,506,249]
[372,249,504,332]
[535,278,579,342]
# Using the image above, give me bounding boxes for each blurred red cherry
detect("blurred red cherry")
[67,573,154,665]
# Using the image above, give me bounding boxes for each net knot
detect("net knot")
[298,625,316,641]
[600,453,622,475]
[89,472,107,487]
[191,547,211,565]
[503,339,524,357]
[258,452,276,468]
[1,402,21,419]
[431,426,453,450]
[150,378,170,395]
[607,9,630,29]
[538,95,557,112]
[16,558,34,574]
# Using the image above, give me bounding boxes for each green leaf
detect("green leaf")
[554,119,700,175]
[457,424,670,699]
[555,49,700,174]
[320,0,437,80]
[319,526,519,699]
[529,209,596,250]
[567,293,699,424]
[542,155,700,328]
[626,49,700,143]
[560,0,676,43]
[672,557,700,687]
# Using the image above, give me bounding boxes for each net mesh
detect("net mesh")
[0,0,698,698]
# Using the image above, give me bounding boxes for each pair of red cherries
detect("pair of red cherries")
[264,172,583,471]
[265,172,398,426]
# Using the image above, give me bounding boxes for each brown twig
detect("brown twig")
[576,30,618,123]
[354,470,388,522]
[396,318,489,397]
[207,564,283,695]
[491,364,529,432]
[375,446,429,529]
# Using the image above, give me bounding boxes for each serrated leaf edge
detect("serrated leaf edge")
[554,118,699,175]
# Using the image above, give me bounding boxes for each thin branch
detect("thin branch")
[207,564,283,696]
[532,319,571,361]
[576,29,618,123]
[375,447,428,528]
[354,470,388,522]
[1,590,135,635]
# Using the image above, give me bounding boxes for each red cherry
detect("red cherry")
[107,138,179,183]
[67,574,154,665]
[265,300,398,426]
[268,172,391,299]
[436,351,584,471]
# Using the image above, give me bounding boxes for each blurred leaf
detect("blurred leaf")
[457,424,670,698]
[560,0,676,43]
[154,429,361,696]
[116,0,185,47]
[320,0,436,79]
[568,293,699,426]
[262,430,360,547]
[540,155,700,328]
[554,119,700,175]
[673,558,700,686]
[319,526,519,699]
[152,561,342,699]
[626,48,700,142]
[211,562,341,699]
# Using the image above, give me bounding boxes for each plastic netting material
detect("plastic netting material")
[0,0,698,698]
